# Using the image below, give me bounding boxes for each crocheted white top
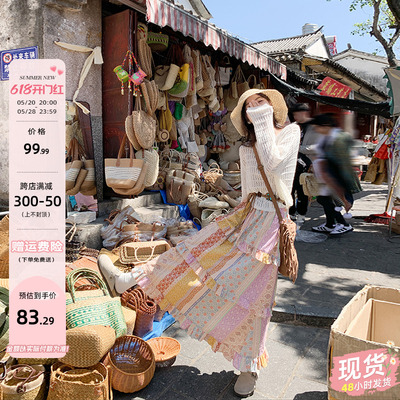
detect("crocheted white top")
[239,104,300,210]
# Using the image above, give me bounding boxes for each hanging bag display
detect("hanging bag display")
[65,268,127,337]
[104,135,145,190]
[252,145,298,283]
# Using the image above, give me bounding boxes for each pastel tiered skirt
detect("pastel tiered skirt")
[132,201,281,372]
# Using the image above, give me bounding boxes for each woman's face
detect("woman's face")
[245,94,270,110]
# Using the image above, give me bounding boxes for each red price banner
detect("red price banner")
[317,77,352,98]
[8,59,67,358]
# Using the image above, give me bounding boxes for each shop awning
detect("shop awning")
[145,0,287,79]
[270,73,391,119]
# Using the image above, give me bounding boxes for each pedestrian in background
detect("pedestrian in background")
[311,113,362,235]
[289,103,321,224]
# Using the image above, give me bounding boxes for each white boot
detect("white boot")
[233,372,258,398]
[98,253,136,295]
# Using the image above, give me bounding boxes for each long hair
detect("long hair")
[241,93,284,146]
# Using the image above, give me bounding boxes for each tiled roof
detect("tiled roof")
[252,29,324,55]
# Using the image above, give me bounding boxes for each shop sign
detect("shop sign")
[317,77,352,98]
[0,46,38,81]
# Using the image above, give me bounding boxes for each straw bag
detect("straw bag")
[166,170,195,205]
[104,335,155,393]
[121,287,157,337]
[47,362,110,400]
[299,172,320,197]
[79,159,97,196]
[65,222,82,263]
[120,221,166,243]
[119,239,171,265]
[253,146,298,283]
[138,39,152,79]
[66,268,127,337]
[0,365,46,400]
[147,31,169,51]
[132,95,156,150]
[203,162,223,185]
[135,148,159,187]
[104,135,145,190]
[231,65,247,98]
[0,216,9,279]
[187,189,209,219]
[215,58,232,87]
[65,138,83,192]
[58,325,115,368]
[168,63,190,97]
[122,306,136,335]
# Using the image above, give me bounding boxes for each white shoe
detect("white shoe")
[234,372,258,398]
[330,224,353,235]
[312,223,336,233]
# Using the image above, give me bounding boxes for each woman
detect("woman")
[311,113,362,235]
[101,89,300,398]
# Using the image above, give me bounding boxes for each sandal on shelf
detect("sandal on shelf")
[330,224,353,235]
[311,223,336,233]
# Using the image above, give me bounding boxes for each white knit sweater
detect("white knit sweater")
[239,104,300,210]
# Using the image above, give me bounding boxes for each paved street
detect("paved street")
[114,182,399,400]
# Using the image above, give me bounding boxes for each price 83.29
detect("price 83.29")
[17,309,54,325]
[14,195,62,207]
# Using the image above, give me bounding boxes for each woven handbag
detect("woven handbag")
[59,325,116,368]
[0,365,46,400]
[65,268,127,337]
[47,362,111,400]
[119,239,171,265]
[147,31,169,51]
[135,148,159,187]
[0,215,9,279]
[104,335,155,393]
[121,287,157,337]
[104,135,145,190]
[132,95,156,150]
[65,138,83,192]
[120,221,166,243]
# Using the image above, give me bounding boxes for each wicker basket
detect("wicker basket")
[47,362,110,400]
[59,325,116,368]
[119,239,171,265]
[146,337,181,368]
[104,335,155,393]
[121,287,157,337]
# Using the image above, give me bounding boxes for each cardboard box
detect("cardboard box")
[328,285,400,400]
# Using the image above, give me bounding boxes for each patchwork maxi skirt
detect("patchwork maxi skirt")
[132,200,283,372]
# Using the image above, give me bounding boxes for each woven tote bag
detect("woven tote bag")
[132,96,156,150]
[104,135,145,190]
[58,325,115,368]
[47,362,110,400]
[65,268,127,338]
[0,365,46,400]
[119,239,171,265]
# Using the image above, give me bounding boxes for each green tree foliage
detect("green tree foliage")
[330,0,399,66]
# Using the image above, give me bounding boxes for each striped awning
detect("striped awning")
[145,0,287,80]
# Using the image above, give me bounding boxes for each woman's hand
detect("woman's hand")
[246,102,273,123]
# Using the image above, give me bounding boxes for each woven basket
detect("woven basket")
[119,239,171,265]
[59,325,116,368]
[121,287,157,337]
[1,364,46,400]
[47,362,110,400]
[0,215,9,279]
[146,337,181,368]
[65,222,82,263]
[104,335,155,393]
[203,163,223,185]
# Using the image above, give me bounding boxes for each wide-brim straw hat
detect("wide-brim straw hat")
[231,89,288,137]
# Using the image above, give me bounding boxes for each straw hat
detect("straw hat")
[230,89,288,137]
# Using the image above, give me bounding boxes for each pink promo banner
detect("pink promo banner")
[8,59,67,358]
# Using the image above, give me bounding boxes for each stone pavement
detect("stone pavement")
[114,182,399,400]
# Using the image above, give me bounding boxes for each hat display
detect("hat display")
[230,89,288,137]
[309,113,337,127]
[290,103,310,112]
